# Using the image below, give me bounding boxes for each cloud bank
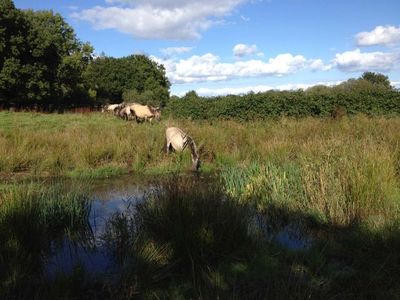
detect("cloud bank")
[152,52,331,84]
[71,0,246,40]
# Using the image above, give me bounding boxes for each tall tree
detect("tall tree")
[0,0,28,107]
[0,1,93,109]
[84,54,170,106]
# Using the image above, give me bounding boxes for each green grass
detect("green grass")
[1,111,399,228]
[101,176,317,299]
[221,157,400,229]
[1,112,399,181]
[100,175,400,299]
[0,181,92,298]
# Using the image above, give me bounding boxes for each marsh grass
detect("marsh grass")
[1,112,400,182]
[99,174,400,299]
[101,176,318,299]
[1,112,399,226]
[0,181,92,298]
[222,153,400,229]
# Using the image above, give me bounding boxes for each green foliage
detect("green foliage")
[360,71,392,89]
[0,2,94,109]
[84,54,170,106]
[0,181,91,298]
[166,82,400,120]
[0,1,170,110]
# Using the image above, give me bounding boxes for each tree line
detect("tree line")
[0,0,170,110]
[1,0,399,117]
[165,72,400,120]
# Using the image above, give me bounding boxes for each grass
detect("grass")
[1,111,399,227]
[1,111,400,297]
[100,176,400,299]
[101,176,317,299]
[1,112,400,180]
[0,181,92,299]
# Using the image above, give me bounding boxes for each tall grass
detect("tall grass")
[222,149,400,228]
[0,181,92,298]
[1,112,400,181]
[101,176,317,299]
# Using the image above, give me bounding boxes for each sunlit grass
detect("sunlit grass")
[1,112,399,181]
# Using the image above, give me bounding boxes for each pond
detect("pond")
[1,173,314,298]
[45,174,312,278]
[45,175,153,278]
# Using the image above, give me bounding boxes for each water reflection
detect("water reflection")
[0,182,92,298]
[46,175,150,278]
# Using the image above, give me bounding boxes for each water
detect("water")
[45,175,150,278]
[256,213,313,251]
[7,174,313,280]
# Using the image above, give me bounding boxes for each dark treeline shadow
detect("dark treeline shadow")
[101,175,400,299]
[2,176,399,299]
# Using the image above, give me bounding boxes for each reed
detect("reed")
[101,176,317,299]
[221,152,400,228]
[0,181,92,298]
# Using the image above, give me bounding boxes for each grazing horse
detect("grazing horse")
[127,103,161,123]
[115,104,133,120]
[165,127,200,171]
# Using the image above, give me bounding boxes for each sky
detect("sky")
[13,0,400,96]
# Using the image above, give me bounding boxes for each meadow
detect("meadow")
[1,110,399,227]
[1,111,400,298]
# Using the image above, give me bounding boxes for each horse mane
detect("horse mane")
[183,134,199,161]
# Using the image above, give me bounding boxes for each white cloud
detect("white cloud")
[71,0,245,40]
[160,47,194,56]
[233,43,262,57]
[356,25,400,46]
[391,81,400,88]
[174,81,343,97]
[152,52,330,84]
[333,48,400,72]
[309,59,332,71]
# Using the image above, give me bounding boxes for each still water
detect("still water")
[44,174,313,278]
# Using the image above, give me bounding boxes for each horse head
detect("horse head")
[149,105,161,121]
[192,157,201,172]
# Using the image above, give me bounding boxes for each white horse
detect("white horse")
[165,127,200,171]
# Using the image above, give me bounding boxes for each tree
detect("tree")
[0,0,28,107]
[84,54,170,105]
[0,1,93,109]
[360,72,392,89]
[183,90,199,100]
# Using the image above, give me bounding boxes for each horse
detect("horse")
[127,103,161,123]
[115,104,134,120]
[165,127,201,171]
[101,103,123,113]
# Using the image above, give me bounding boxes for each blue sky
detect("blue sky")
[14,0,400,96]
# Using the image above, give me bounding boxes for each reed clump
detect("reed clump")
[0,181,92,298]
[101,176,316,299]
